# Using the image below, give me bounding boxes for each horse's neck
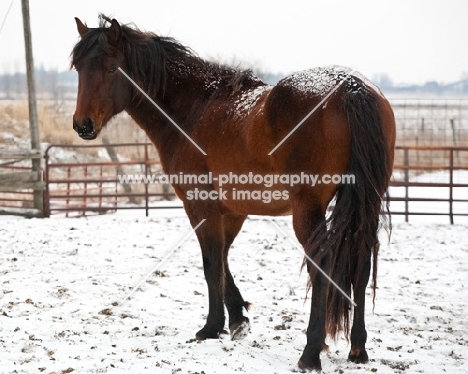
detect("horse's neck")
[125,57,216,168]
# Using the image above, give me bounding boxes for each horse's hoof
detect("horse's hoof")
[296,359,322,372]
[195,326,223,340]
[348,348,368,364]
[229,318,250,340]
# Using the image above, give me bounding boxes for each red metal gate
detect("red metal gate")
[43,143,177,217]
[390,146,468,223]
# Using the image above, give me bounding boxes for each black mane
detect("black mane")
[71,15,265,100]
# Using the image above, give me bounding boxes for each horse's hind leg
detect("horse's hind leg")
[298,252,330,371]
[291,200,329,371]
[348,251,371,363]
[222,214,250,339]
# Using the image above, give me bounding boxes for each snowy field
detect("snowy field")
[1,207,467,373]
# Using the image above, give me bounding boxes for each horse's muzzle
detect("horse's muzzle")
[73,117,98,140]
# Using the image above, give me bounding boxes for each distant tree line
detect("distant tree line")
[1,67,467,99]
[0,67,77,99]
[373,73,468,96]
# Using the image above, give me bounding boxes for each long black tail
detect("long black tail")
[306,78,394,339]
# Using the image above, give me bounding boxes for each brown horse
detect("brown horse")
[71,15,395,371]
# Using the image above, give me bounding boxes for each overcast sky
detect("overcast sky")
[0,0,467,85]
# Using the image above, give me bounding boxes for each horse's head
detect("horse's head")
[71,17,132,140]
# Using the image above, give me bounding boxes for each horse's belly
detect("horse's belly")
[217,185,292,216]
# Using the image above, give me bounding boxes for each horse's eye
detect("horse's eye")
[108,67,117,74]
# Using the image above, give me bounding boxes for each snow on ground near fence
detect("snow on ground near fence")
[1,208,467,374]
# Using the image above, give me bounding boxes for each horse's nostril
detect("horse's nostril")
[73,117,95,136]
[83,117,94,134]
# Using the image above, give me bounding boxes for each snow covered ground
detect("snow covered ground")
[1,207,467,373]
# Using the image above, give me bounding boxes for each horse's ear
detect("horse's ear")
[75,17,89,37]
[108,19,122,45]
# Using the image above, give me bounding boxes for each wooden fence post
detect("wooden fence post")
[21,0,43,215]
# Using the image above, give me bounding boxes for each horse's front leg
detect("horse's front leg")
[221,213,250,339]
[186,205,226,340]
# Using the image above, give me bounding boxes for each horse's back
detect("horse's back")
[276,66,356,96]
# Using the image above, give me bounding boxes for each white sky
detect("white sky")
[0,0,467,85]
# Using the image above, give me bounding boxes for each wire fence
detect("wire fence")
[391,98,468,146]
